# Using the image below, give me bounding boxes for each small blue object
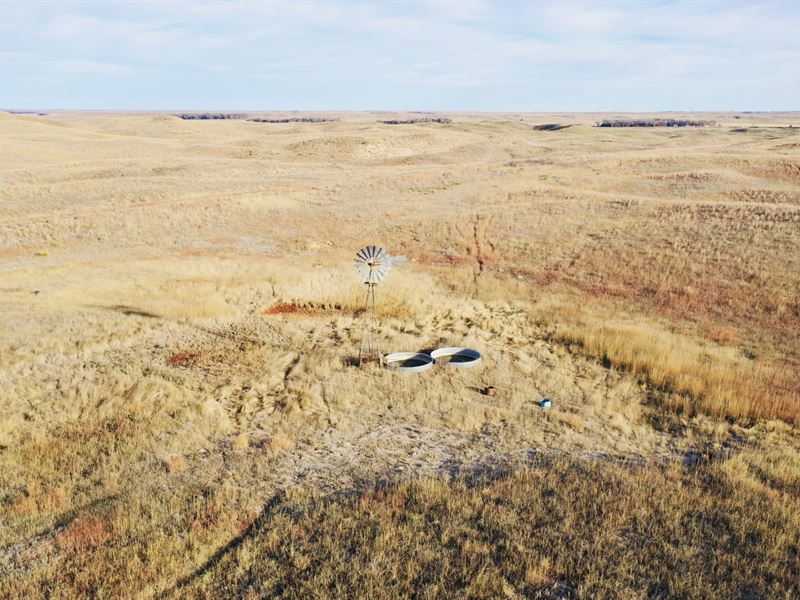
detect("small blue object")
[539,398,552,409]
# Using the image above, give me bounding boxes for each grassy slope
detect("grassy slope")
[180,458,798,600]
[3,448,798,599]
[1,112,799,597]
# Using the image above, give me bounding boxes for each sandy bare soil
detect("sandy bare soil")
[1,111,798,597]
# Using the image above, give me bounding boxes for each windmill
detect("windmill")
[354,245,394,367]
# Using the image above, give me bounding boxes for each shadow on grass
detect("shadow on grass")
[92,304,161,319]
[161,490,287,598]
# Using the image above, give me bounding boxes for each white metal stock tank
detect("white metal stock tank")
[383,352,434,373]
[430,347,482,368]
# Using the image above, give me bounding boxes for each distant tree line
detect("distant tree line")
[248,117,337,123]
[175,114,336,123]
[596,119,715,128]
[8,110,49,116]
[177,113,246,120]
[378,118,452,125]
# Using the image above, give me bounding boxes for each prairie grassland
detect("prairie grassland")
[553,314,796,423]
[4,449,799,599]
[0,111,799,597]
[177,452,799,600]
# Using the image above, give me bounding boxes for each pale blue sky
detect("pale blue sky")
[1,1,798,111]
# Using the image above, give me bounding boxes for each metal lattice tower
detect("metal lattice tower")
[359,282,379,366]
[354,245,392,367]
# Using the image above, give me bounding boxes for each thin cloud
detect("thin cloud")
[0,1,798,110]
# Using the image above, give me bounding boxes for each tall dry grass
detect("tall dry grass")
[555,319,798,424]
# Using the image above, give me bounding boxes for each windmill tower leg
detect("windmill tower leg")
[359,283,380,367]
[359,283,369,367]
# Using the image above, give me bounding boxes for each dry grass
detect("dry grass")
[1,111,799,597]
[67,452,800,599]
[555,317,798,423]
[262,433,295,454]
[3,431,797,599]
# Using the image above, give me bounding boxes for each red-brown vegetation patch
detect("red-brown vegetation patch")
[264,302,335,316]
[55,515,113,553]
[191,503,222,532]
[166,352,199,368]
[414,252,481,267]
[707,326,741,345]
[0,245,41,259]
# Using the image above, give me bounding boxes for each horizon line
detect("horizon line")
[4,108,800,114]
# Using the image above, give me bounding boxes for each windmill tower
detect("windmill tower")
[354,245,392,367]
